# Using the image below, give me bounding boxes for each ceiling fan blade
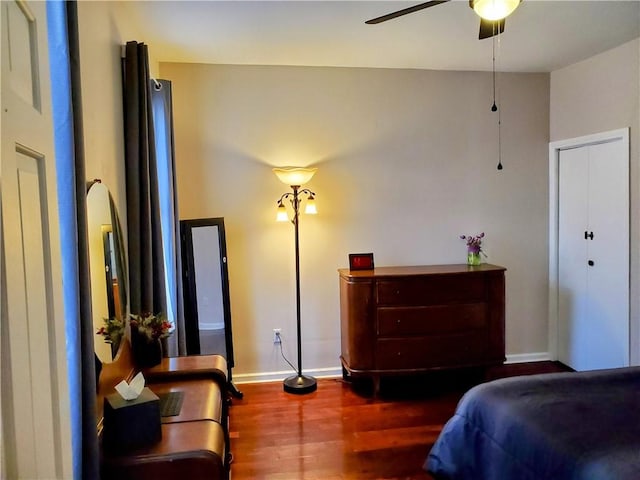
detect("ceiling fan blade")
[365,0,450,24]
[478,18,505,39]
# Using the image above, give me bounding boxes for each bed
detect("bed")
[424,367,640,480]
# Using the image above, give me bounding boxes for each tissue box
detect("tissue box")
[103,387,161,451]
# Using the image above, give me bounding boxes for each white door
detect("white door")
[558,147,590,369]
[1,1,72,478]
[557,138,629,371]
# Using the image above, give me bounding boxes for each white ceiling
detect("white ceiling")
[114,0,640,72]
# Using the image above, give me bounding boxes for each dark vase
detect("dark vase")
[131,326,162,368]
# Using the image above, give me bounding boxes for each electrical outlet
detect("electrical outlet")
[273,328,282,344]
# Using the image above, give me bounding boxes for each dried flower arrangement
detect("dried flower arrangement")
[130,312,173,342]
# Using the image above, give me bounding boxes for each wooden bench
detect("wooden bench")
[98,338,230,479]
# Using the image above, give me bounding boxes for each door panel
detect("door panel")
[586,141,629,368]
[7,150,58,477]
[1,1,72,477]
[558,148,589,368]
[6,0,40,109]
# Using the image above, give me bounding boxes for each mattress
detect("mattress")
[425,367,640,480]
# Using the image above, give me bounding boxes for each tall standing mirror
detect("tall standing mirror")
[87,180,127,363]
[181,217,240,397]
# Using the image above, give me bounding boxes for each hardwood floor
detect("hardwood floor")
[228,362,570,479]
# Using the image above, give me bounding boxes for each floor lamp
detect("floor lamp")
[274,167,318,394]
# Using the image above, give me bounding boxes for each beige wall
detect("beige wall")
[161,62,551,379]
[550,38,640,363]
[77,1,127,227]
[76,2,131,369]
[550,39,639,143]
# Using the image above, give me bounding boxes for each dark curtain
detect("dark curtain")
[122,41,167,317]
[68,4,99,475]
[47,1,98,477]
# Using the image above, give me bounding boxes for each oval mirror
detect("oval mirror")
[87,180,127,363]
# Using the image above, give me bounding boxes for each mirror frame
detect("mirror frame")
[87,179,128,363]
[180,217,234,368]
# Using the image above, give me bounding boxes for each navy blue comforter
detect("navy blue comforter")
[425,367,640,480]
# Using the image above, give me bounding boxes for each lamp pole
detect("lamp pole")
[278,185,318,394]
[292,186,303,382]
[277,185,317,394]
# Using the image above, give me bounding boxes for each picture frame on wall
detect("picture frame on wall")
[349,253,375,271]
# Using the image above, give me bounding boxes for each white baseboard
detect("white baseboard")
[233,366,343,385]
[505,352,553,364]
[234,354,554,384]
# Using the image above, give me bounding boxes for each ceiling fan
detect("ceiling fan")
[365,0,522,40]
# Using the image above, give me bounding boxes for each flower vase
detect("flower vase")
[467,249,481,266]
[131,326,162,368]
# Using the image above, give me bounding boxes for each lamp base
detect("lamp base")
[283,374,317,394]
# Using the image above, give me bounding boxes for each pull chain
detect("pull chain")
[494,23,503,170]
[491,33,497,112]
[497,113,503,170]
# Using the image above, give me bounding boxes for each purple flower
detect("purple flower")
[460,232,486,255]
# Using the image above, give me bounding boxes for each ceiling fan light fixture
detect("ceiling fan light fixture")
[471,0,521,21]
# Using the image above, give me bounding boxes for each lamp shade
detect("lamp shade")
[273,167,317,186]
[304,196,317,215]
[471,0,520,20]
[276,203,289,222]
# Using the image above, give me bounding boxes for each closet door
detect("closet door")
[558,148,590,369]
[558,140,628,371]
[586,141,629,367]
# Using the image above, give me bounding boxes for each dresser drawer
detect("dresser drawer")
[375,334,489,370]
[377,304,487,337]
[376,275,486,306]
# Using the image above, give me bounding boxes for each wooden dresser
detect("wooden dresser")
[339,264,506,394]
